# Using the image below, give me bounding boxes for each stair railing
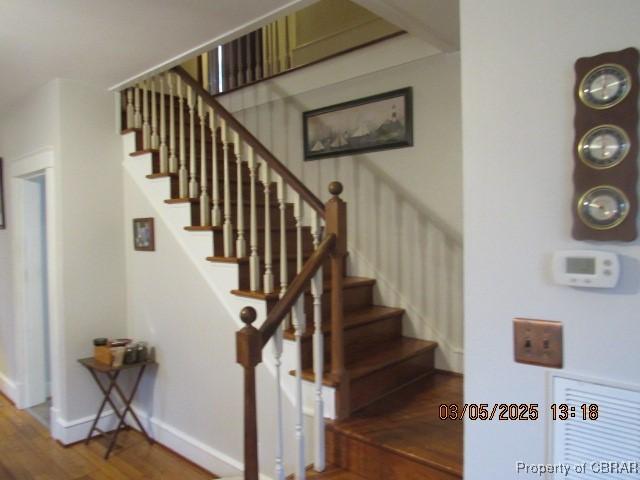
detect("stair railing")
[120,67,348,479]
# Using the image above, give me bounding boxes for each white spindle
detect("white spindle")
[167,73,177,173]
[199,98,211,226]
[126,89,134,129]
[151,78,159,149]
[142,80,151,149]
[133,87,142,128]
[292,296,306,480]
[234,132,247,257]
[273,324,285,480]
[221,119,233,257]
[177,77,188,198]
[248,148,260,291]
[261,161,274,293]
[311,266,325,472]
[311,209,322,250]
[159,76,168,173]
[187,86,198,198]
[208,107,221,226]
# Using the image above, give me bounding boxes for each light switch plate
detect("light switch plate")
[514,318,563,368]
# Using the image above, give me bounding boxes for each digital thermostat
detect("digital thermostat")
[552,250,620,288]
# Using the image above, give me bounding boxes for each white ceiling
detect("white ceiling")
[0,0,297,111]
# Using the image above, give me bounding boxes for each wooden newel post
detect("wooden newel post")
[325,181,350,419]
[236,306,262,480]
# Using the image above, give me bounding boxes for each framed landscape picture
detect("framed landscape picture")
[0,158,5,229]
[133,218,155,251]
[303,87,413,160]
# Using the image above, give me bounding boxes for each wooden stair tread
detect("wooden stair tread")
[206,252,312,264]
[328,372,463,478]
[285,305,404,339]
[299,337,437,386]
[166,197,285,207]
[295,465,366,479]
[185,225,309,233]
[231,276,375,301]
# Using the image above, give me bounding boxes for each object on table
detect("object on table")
[124,346,137,364]
[111,347,126,368]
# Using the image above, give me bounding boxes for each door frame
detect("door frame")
[11,148,63,428]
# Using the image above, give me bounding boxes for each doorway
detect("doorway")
[21,173,52,425]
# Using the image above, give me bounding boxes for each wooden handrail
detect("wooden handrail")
[259,233,336,346]
[172,66,326,218]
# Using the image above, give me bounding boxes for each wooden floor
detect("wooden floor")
[0,394,217,479]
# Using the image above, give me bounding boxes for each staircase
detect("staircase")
[120,67,461,479]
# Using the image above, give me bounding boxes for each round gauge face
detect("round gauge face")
[577,186,629,230]
[578,125,630,169]
[579,64,631,109]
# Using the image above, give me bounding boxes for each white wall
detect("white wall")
[219,35,464,371]
[0,79,126,431]
[0,80,60,397]
[461,1,640,478]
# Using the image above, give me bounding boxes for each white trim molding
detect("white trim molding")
[0,371,18,404]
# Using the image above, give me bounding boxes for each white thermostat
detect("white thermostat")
[552,250,620,288]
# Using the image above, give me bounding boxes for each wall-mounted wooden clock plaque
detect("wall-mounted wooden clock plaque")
[573,47,638,241]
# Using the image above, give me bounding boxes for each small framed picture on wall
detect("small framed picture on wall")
[0,158,5,229]
[133,218,155,251]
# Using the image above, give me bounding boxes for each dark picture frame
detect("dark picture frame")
[133,218,155,251]
[0,158,5,230]
[303,87,413,160]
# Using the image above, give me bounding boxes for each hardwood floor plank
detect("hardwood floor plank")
[0,393,217,480]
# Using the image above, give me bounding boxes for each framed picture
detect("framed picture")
[0,158,5,230]
[133,218,155,251]
[303,87,413,160]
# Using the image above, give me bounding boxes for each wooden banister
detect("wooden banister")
[172,66,326,218]
[325,181,350,419]
[236,306,262,480]
[259,233,336,346]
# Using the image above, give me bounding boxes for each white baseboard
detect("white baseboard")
[133,409,245,478]
[0,371,18,404]
[52,408,119,444]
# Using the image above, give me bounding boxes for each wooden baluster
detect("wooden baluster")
[133,86,142,129]
[199,98,211,226]
[246,33,254,83]
[142,80,151,149]
[125,89,134,129]
[284,16,292,70]
[159,76,168,173]
[234,132,247,257]
[325,181,349,419]
[236,37,244,87]
[151,78,159,149]
[248,147,260,291]
[311,266,325,472]
[167,73,178,173]
[264,26,271,77]
[294,194,303,275]
[261,161,274,293]
[292,296,307,480]
[236,307,261,480]
[187,86,198,198]
[277,175,288,304]
[255,30,263,80]
[229,41,237,90]
[177,76,188,198]
[208,107,221,226]
[273,323,285,480]
[221,119,234,257]
[273,21,280,74]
